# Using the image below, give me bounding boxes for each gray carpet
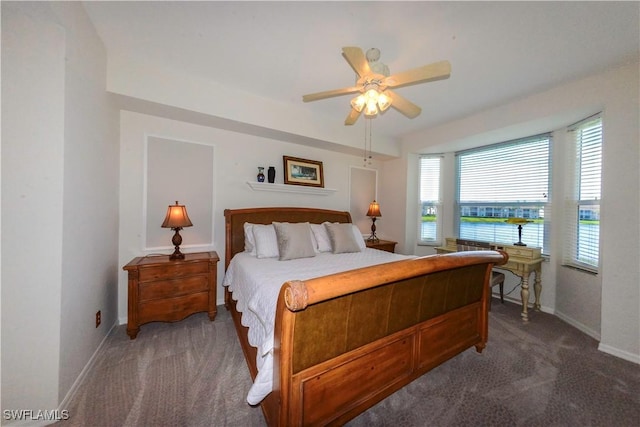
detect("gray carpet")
[56,301,640,427]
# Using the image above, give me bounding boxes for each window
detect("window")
[418,155,442,244]
[456,134,551,253]
[563,115,602,271]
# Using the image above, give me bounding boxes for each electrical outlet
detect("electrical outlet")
[96,310,101,328]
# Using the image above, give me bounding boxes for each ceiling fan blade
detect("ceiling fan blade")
[385,60,451,89]
[344,108,362,125]
[387,90,422,119]
[302,86,360,102]
[342,46,371,77]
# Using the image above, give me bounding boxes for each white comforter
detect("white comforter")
[222,249,414,405]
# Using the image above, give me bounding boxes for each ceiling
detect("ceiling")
[83,1,639,142]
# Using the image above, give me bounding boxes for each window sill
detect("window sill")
[561,263,598,275]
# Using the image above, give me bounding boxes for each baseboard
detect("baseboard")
[510,303,638,365]
[58,320,119,411]
[554,310,601,341]
[3,321,119,426]
[598,343,640,365]
[500,295,554,316]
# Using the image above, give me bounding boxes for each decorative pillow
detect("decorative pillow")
[351,224,367,251]
[311,223,333,252]
[326,222,363,254]
[243,222,257,255]
[273,222,316,261]
[252,224,279,258]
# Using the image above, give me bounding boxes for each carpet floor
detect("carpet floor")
[55,301,639,426]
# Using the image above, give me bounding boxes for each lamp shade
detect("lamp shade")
[377,91,391,111]
[505,217,532,225]
[350,94,366,113]
[366,200,382,217]
[161,201,193,229]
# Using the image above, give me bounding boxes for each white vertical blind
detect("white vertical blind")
[564,115,602,270]
[419,155,442,243]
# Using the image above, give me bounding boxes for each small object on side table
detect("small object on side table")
[123,251,219,339]
[365,239,397,253]
[505,217,533,246]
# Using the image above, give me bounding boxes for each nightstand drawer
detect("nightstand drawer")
[138,262,209,282]
[139,275,209,301]
[138,292,209,323]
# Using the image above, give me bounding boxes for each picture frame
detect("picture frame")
[283,156,324,188]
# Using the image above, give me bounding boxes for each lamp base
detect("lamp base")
[513,224,526,246]
[367,217,379,243]
[169,228,186,260]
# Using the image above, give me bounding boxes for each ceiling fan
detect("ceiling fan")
[302,47,451,125]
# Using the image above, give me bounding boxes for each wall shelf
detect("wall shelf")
[246,181,337,196]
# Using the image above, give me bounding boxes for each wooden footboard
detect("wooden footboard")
[272,251,507,426]
[223,207,508,426]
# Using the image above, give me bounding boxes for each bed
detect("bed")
[223,207,508,426]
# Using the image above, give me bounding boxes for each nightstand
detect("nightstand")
[365,239,397,253]
[123,251,219,339]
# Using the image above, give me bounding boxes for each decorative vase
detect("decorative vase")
[267,166,276,183]
[257,167,265,182]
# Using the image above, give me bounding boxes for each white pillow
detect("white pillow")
[252,224,279,258]
[311,223,333,252]
[326,223,363,254]
[243,222,257,255]
[351,224,367,251]
[273,222,316,261]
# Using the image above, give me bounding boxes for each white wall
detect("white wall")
[386,61,640,363]
[55,3,120,400]
[2,3,65,413]
[117,111,382,322]
[1,1,119,418]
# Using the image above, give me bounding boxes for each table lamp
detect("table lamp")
[366,200,382,242]
[505,217,532,246]
[161,201,193,259]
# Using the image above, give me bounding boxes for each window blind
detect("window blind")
[456,134,551,252]
[563,115,602,271]
[419,155,442,243]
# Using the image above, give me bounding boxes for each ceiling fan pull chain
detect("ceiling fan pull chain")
[363,118,373,167]
[363,118,368,165]
[368,119,373,165]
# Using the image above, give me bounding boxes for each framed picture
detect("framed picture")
[283,156,324,188]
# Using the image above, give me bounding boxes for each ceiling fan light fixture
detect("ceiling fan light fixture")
[302,47,451,125]
[365,88,379,100]
[351,94,366,113]
[377,91,392,112]
[364,99,379,116]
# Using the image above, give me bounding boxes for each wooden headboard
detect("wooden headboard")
[223,207,352,269]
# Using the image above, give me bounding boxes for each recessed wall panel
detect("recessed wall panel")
[145,136,214,250]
